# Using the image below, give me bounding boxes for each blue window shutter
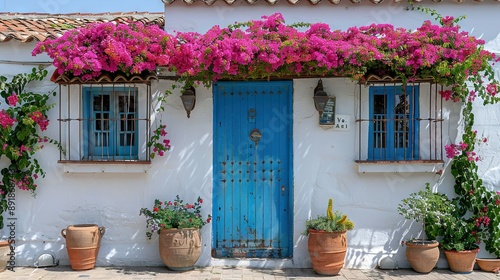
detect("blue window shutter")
[82,88,92,158]
[368,85,419,161]
[116,93,138,157]
[82,87,138,160]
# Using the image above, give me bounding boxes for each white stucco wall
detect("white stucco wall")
[0,2,499,270]
[473,37,500,198]
[0,67,217,267]
[160,1,500,269]
[0,66,460,269]
[291,79,460,269]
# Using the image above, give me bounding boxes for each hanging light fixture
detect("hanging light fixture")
[180,87,196,118]
[313,79,330,114]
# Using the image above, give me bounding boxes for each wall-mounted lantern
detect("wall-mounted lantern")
[180,87,196,118]
[313,79,336,125]
[313,79,330,114]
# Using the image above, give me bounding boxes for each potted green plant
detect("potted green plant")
[139,195,211,271]
[419,191,481,274]
[425,207,480,273]
[475,190,500,273]
[303,198,354,275]
[397,183,454,273]
[446,139,500,273]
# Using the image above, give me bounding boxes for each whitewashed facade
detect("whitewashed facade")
[0,1,500,270]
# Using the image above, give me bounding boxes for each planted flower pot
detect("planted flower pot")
[444,248,479,273]
[405,240,439,273]
[304,198,354,276]
[140,196,211,271]
[397,183,452,273]
[307,229,347,275]
[159,228,201,271]
[61,224,105,271]
[476,258,500,273]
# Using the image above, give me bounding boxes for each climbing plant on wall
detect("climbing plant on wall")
[412,7,500,256]
[0,68,60,229]
[441,66,500,255]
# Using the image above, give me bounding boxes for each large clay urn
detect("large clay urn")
[61,224,105,271]
[444,248,479,273]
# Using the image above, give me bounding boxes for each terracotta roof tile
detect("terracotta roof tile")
[161,0,499,4]
[50,71,157,84]
[0,12,164,43]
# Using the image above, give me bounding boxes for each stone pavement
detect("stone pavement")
[0,266,499,280]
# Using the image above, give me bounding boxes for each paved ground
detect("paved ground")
[0,266,499,280]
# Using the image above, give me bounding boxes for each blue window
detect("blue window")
[368,85,419,161]
[83,87,138,160]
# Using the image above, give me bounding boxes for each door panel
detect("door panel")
[213,81,293,258]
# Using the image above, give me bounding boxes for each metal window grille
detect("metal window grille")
[57,83,152,162]
[356,81,444,163]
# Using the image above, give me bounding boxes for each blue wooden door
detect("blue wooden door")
[213,81,293,258]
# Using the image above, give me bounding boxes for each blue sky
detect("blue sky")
[0,0,164,13]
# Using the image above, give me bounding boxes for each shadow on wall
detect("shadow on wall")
[343,210,409,269]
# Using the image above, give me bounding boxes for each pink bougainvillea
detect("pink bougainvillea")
[165,13,489,85]
[0,109,15,129]
[439,90,453,101]
[445,142,468,159]
[486,83,498,96]
[0,69,61,229]
[147,124,171,158]
[28,111,49,131]
[33,13,498,104]
[7,93,18,106]
[33,21,174,80]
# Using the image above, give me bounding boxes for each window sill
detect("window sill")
[58,160,151,173]
[355,160,444,173]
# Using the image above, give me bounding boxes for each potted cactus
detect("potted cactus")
[303,198,354,275]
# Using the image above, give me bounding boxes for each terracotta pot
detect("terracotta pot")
[444,248,479,273]
[159,228,201,271]
[0,240,12,272]
[307,229,347,275]
[476,258,500,273]
[61,224,105,271]
[405,240,439,273]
